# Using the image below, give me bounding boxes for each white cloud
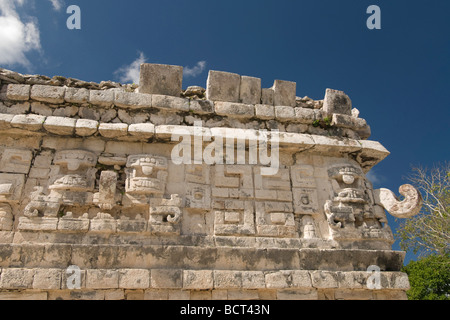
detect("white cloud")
[366,170,385,186]
[184,61,207,78]
[0,0,41,68]
[48,0,63,11]
[114,52,147,84]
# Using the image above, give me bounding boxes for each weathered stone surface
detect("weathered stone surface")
[206,70,241,103]
[89,89,115,108]
[7,84,30,101]
[273,80,296,107]
[119,269,150,289]
[44,117,76,136]
[115,91,152,109]
[64,87,89,104]
[98,123,128,138]
[31,85,65,104]
[139,63,183,97]
[215,102,255,118]
[323,89,352,115]
[11,114,46,131]
[152,94,189,112]
[240,76,261,104]
[75,119,99,137]
[255,104,275,120]
[128,123,155,139]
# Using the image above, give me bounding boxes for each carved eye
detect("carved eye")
[194,192,204,200]
[342,174,355,185]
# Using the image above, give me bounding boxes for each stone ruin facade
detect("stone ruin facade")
[0,64,422,300]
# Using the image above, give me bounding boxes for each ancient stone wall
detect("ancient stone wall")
[0,65,422,300]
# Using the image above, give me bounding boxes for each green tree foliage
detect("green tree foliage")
[402,254,450,300]
[397,162,449,256]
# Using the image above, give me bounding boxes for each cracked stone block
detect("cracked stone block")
[323,89,352,115]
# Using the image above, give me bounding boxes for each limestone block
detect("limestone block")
[0,113,14,130]
[11,114,46,131]
[128,123,155,139]
[261,88,274,105]
[6,84,30,101]
[33,268,62,290]
[75,119,99,137]
[64,87,89,104]
[86,269,119,289]
[89,89,115,108]
[98,123,128,138]
[53,106,79,118]
[189,99,214,114]
[90,214,117,233]
[115,91,152,109]
[57,216,90,232]
[311,271,339,289]
[6,102,30,114]
[240,76,261,104]
[255,104,275,120]
[294,107,316,124]
[151,269,183,289]
[0,269,35,289]
[323,89,352,116]
[78,106,100,121]
[31,102,53,116]
[273,80,296,107]
[94,171,118,210]
[241,271,266,289]
[31,85,65,104]
[44,116,76,136]
[151,94,189,112]
[117,218,147,233]
[214,102,255,118]
[0,204,13,231]
[214,271,242,289]
[0,149,33,174]
[139,63,183,97]
[183,270,214,290]
[277,289,318,300]
[119,269,150,289]
[18,217,59,231]
[0,292,48,300]
[275,105,296,121]
[206,70,241,103]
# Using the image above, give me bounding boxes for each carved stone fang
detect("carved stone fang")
[374,184,423,219]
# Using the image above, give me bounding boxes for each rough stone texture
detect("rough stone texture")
[206,70,241,103]
[139,64,183,97]
[323,89,352,116]
[273,80,296,107]
[0,65,422,300]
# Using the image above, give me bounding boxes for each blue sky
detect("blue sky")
[1,0,449,263]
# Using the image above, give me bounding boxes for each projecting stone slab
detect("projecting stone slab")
[43,117,76,136]
[139,64,183,97]
[206,70,241,103]
[31,85,65,104]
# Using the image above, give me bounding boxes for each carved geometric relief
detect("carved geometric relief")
[255,201,296,238]
[125,155,168,195]
[0,173,25,203]
[254,167,292,202]
[149,195,182,235]
[185,165,211,212]
[0,204,13,231]
[0,148,33,174]
[212,165,254,199]
[213,200,255,236]
[293,188,319,215]
[49,150,98,192]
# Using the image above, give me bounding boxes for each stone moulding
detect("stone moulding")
[0,64,422,300]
